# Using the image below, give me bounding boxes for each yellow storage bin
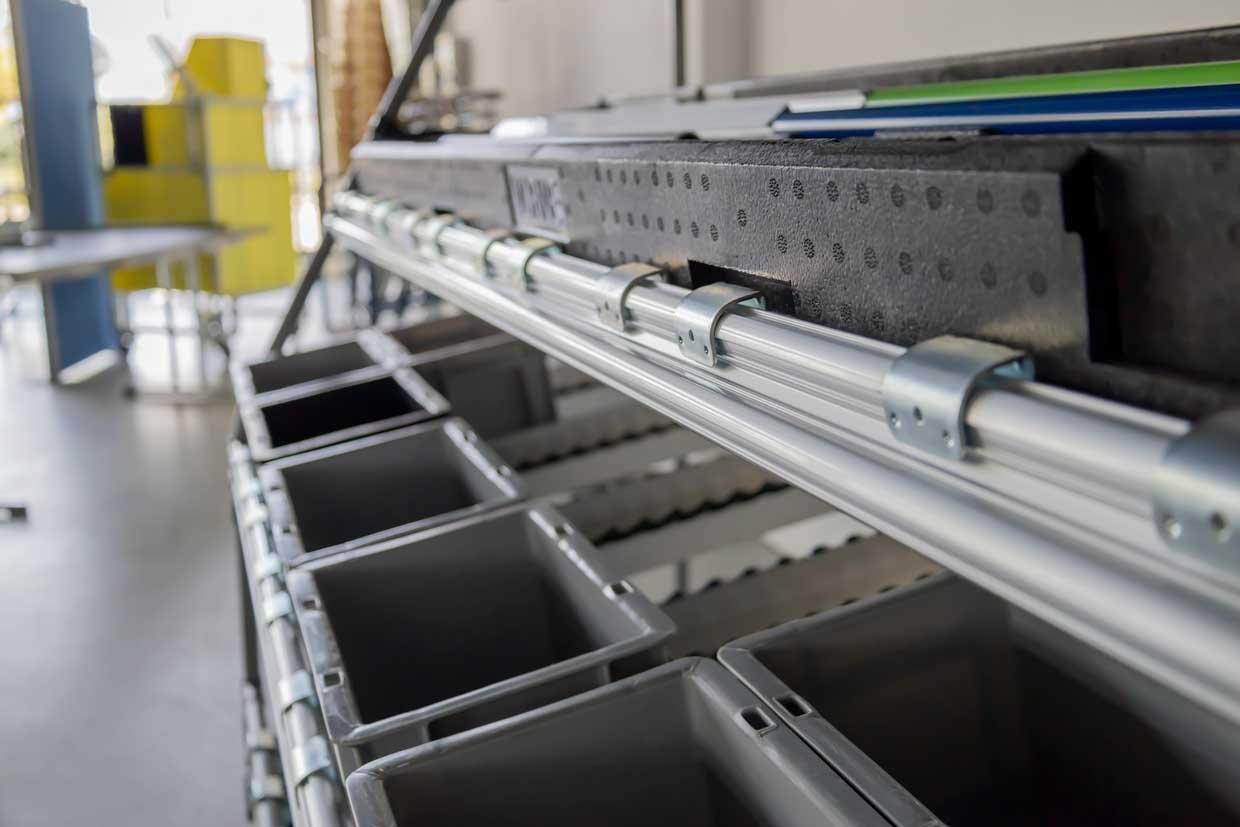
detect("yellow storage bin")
[174,37,267,101]
[104,167,295,295]
[143,100,267,167]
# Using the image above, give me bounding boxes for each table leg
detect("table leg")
[186,253,208,392]
[155,257,179,393]
[113,289,132,354]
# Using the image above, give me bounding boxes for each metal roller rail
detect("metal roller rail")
[492,395,677,470]
[229,445,343,827]
[556,451,789,542]
[243,683,288,827]
[325,200,1240,730]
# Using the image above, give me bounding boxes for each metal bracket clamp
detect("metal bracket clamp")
[249,774,286,804]
[290,735,335,787]
[389,207,432,248]
[882,335,1033,460]
[241,501,269,530]
[596,263,664,331]
[253,551,283,584]
[246,727,277,752]
[415,213,458,257]
[367,199,399,231]
[262,591,294,626]
[673,283,764,366]
[276,670,317,712]
[475,229,514,279]
[1153,410,1240,566]
[236,475,262,501]
[504,238,558,290]
[331,192,370,221]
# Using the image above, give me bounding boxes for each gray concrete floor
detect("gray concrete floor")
[0,292,264,825]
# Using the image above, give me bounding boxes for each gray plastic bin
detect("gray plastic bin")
[361,316,554,438]
[720,574,1240,827]
[240,367,450,462]
[346,658,889,827]
[231,337,384,401]
[261,418,522,566]
[361,315,505,363]
[286,502,675,771]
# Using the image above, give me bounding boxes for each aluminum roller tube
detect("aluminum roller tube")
[328,211,1240,730]
[427,218,1185,509]
[428,214,1187,512]
[243,683,284,827]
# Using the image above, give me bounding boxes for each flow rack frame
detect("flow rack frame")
[250,8,1240,826]
[317,196,1240,732]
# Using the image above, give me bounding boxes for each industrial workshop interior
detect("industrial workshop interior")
[6,0,1240,824]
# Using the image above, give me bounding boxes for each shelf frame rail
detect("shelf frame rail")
[230,444,343,827]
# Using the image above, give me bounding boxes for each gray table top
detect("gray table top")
[0,225,255,282]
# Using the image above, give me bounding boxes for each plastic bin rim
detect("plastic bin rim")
[239,366,451,463]
[350,658,718,778]
[229,330,388,405]
[356,324,519,372]
[345,657,892,827]
[718,570,958,662]
[717,571,960,827]
[259,417,525,567]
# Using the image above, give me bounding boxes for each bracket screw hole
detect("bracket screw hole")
[941,430,954,447]
[1210,512,1230,541]
[913,406,924,425]
[687,329,695,342]
[1163,515,1183,540]
[889,412,900,429]
[604,581,633,598]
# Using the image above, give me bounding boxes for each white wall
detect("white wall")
[447,0,676,117]
[745,0,1240,80]
[444,0,1240,116]
[683,0,749,86]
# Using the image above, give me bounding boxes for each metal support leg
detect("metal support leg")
[267,232,334,356]
[155,256,179,394]
[265,0,458,356]
[319,262,334,333]
[113,289,132,354]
